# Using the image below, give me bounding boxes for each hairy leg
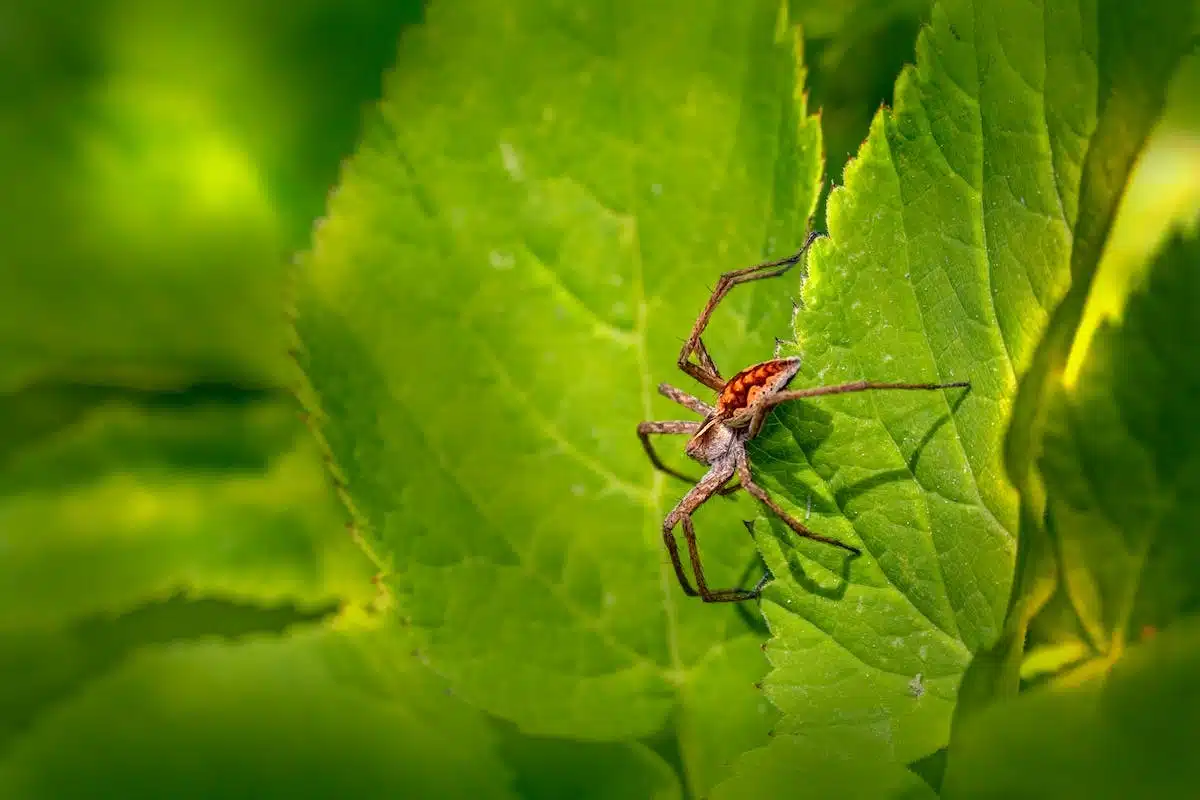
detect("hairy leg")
[677,231,821,391]
[737,461,861,555]
[662,461,737,597]
[637,420,700,486]
[765,379,970,410]
[657,383,714,417]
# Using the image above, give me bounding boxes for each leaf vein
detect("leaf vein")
[521,242,640,346]
[774,411,959,642]
[881,120,1015,636]
[477,347,647,501]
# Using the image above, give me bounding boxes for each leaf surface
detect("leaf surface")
[1035,224,1200,658]
[749,0,1087,759]
[0,396,374,631]
[294,0,822,790]
[942,617,1200,799]
[0,623,518,799]
[712,732,937,800]
[749,0,1192,765]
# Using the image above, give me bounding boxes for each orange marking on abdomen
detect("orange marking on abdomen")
[717,360,793,413]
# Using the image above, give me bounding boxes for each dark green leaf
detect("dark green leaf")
[1036,224,1200,656]
[712,732,937,800]
[0,623,518,799]
[0,400,374,631]
[942,617,1200,799]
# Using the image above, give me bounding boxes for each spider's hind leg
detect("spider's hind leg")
[661,462,754,601]
[737,461,861,556]
[694,338,721,383]
[681,517,761,603]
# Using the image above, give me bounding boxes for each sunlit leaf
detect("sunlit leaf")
[294,0,822,790]
[747,0,1193,767]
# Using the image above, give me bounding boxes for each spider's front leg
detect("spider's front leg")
[676,231,822,392]
[662,460,758,602]
[657,383,714,417]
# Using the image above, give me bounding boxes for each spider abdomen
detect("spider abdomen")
[716,357,801,417]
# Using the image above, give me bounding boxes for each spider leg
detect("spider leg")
[663,461,761,602]
[682,516,761,602]
[663,519,699,597]
[663,461,740,599]
[694,338,722,382]
[764,379,970,410]
[677,231,821,391]
[737,460,861,555]
[741,378,970,443]
[638,421,701,486]
[657,383,714,417]
[747,406,769,440]
[639,414,741,496]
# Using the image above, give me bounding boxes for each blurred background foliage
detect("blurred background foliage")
[1,0,1198,795]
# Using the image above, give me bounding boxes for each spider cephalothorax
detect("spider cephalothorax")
[638,232,969,603]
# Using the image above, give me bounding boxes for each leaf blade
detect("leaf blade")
[751,0,1193,765]
[1037,223,1200,655]
[294,0,824,791]
[0,624,518,799]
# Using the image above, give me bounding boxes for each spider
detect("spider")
[638,231,969,603]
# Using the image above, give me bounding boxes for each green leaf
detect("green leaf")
[712,732,937,800]
[1065,51,1200,382]
[0,385,295,495]
[0,0,421,392]
[751,0,1078,759]
[1035,223,1200,659]
[945,220,1200,797]
[0,595,335,756]
[960,0,1195,720]
[941,616,1200,799]
[750,0,1194,765]
[498,728,683,800]
[0,398,375,631]
[0,623,519,799]
[294,0,819,788]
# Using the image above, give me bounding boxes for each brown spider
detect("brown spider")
[638,231,969,603]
